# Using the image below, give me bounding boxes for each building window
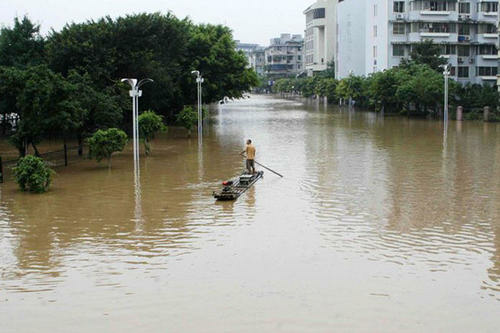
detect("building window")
[459,2,471,14]
[393,23,405,35]
[458,24,471,35]
[394,1,405,13]
[412,22,455,33]
[450,66,456,76]
[374,4,378,16]
[393,45,405,56]
[374,25,378,37]
[458,67,469,78]
[458,45,470,57]
[477,67,498,76]
[478,24,497,34]
[441,45,456,55]
[480,2,498,13]
[313,8,326,19]
[373,45,377,58]
[479,45,497,55]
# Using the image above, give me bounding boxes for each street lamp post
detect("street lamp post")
[443,64,450,122]
[191,70,204,142]
[121,78,153,169]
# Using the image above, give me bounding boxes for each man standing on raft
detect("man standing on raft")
[241,139,256,174]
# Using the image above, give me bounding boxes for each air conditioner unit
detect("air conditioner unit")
[458,57,464,63]
[469,58,474,64]
[396,13,405,20]
[464,36,471,41]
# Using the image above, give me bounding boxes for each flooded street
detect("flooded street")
[1,95,499,332]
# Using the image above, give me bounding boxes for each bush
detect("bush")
[87,128,128,167]
[13,155,54,193]
[176,106,198,137]
[138,110,167,155]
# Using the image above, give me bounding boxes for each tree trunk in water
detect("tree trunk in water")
[32,142,41,157]
[107,156,112,168]
[78,135,83,156]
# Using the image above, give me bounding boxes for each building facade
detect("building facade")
[264,34,304,78]
[303,0,338,76]
[337,0,499,85]
[249,47,266,76]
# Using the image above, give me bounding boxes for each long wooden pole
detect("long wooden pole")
[240,153,283,178]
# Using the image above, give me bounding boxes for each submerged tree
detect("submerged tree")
[138,110,167,155]
[13,155,54,193]
[176,106,198,137]
[87,128,128,168]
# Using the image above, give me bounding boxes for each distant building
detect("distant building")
[303,0,337,76]
[249,47,266,75]
[337,0,499,85]
[264,34,304,78]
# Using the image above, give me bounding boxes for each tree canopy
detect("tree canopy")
[0,14,258,156]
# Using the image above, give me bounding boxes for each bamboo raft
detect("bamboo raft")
[213,171,264,201]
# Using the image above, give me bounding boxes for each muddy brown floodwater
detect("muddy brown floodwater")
[1,95,499,332]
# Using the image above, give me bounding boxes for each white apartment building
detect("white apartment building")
[337,0,499,85]
[264,34,304,78]
[249,47,266,75]
[303,0,338,76]
[336,0,368,78]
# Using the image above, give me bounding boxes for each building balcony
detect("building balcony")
[476,55,498,66]
[408,10,458,22]
[306,17,326,29]
[477,12,498,23]
[477,33,498,44]
[479,76,498,82]
[408,32,457,42]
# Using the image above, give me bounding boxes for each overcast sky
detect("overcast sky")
[1,0,311,45]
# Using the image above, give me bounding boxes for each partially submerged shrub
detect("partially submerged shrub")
[87,128,128,168]
[13,155,54,193]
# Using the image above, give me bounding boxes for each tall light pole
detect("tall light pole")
[191,70,204,142]
[121,78,153,169]
[443,64,450,122]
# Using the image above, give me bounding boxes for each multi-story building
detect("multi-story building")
[303,0,338,76]
[337,0,499,86]
[264,34,304,78]
[498,9,500,91]
[236,41,266,75]
[337,0,368,78]
[249,47,266,75]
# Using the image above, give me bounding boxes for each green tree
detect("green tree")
[187,24,258,103]
[400,40,447,72]
[66,71,123,154]
[368,69,404,112]
[138,110,167,155]
[0,16,45,68]
[87,128,128,168]
[0,65,79,156]
[46,13,257,122]
[176,106,198,137]
[336,75,364,102]
[13,155,54,193]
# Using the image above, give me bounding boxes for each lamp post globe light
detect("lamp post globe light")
[121,78,154,168]
[191,70,204,142]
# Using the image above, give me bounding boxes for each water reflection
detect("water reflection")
[0,95,499,331]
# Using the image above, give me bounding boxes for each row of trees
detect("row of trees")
[0,14,258,155]
[273,41,499,118]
